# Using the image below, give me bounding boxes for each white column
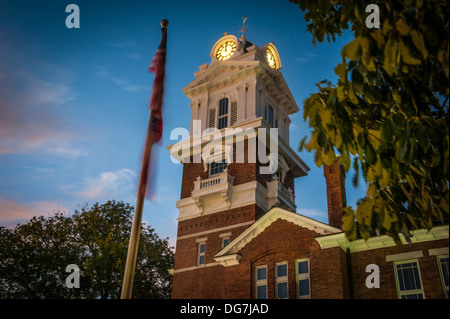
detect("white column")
[236,83,247,123]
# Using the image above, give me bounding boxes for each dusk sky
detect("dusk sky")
[0,0,366,246]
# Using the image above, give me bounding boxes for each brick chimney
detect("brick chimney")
[323,159,347,229]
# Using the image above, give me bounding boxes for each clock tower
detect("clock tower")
[168,27,310,298]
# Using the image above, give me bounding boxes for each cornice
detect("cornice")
[315,225,449,253]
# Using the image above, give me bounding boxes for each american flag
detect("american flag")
[147,33,167,144]
[139,27,167,200]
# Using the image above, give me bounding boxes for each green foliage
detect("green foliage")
[293,0,449,243]
[0,200,174,298]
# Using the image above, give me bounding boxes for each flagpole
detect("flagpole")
[120,19,168,300]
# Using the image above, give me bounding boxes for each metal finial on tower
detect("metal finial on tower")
[239,16,248,41]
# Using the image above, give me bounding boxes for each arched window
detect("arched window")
[218,98,229,129]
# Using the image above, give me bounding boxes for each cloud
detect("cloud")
[75,168,137,200]
[0,70,80,157]
[0,199,69,228]
[0,38,82,158]
[295,52,317,64]
[298,208,327,220]
[111,77,148,92]
[94,65,148,92]
[45,145,88,159]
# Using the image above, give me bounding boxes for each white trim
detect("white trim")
[255,265,268,299]
[275,261,289,299]
[221,236,230,249]
[429,247,449,256]
[315,225,449,253]
[195,237,208,243]
[219,232,232,238]
[176,221,254,240]
[386,250,423,262]
[173,262,219,274]
[296,259,311,299]
[436,255,449,299]
[166,117,309,177]
[215,253,241,267]
[214,207,340,264]
[197,241,206,266]
[393,259,425,299]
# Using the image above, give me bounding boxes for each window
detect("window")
[197,242,206,266]
[275,262,288,299]
[221,237,230,248]
[437,256,449,299]
[209,161,227,176]
[394,260,425,299]
[296,259,310,299]
[218,98,229,129]
[255,265,267,299]
[266,105,274,127]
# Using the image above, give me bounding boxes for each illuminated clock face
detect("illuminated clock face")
[216,41,236,61]
[266,48,277,69]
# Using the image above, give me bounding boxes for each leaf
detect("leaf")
[321,107,333,126]
[381,117,396,142]
[396,18,411,36]
[351,69,364,95]
[334,62,347,77]
[342,207,357,241]
[382,207,398,231]
[356,199,373,228]
[339,152,351,171]
[410,164,424,177]
[411,29,429,59]
[400,41,421,65]
[368,129,381,150]
[365,139,377,165]
[298,135,308,152]
[352,156,360,187]
[342,37,360,60]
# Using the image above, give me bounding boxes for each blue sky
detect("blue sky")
[0,0,366,246]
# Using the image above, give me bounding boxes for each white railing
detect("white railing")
[267,176,295,206]
[193,170,234,191]
[279,183,295,203]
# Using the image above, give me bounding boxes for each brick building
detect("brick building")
[167,31,449,299]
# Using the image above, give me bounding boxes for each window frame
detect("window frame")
[275,261,289,299]
[266,105,274,127]
[296,259,311,299]
[255,265,268,299]
[437,255,449,299]
[197,242,206,267]
[218,98,229,129]
[221,237,230,249]
[209,161,227,177]
[393,259,425,299]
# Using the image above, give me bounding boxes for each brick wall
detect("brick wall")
[349,239,448,299]
[172,205,258,298]
[323,159,347,229]
[221,219,345,299]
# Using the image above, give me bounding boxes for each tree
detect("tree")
[292,0,449,243]
[0,200,174,298]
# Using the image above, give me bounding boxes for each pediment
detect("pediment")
[182,60,262,98]
[214,207,341,266]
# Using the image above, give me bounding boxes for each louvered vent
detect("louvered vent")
[230,100,237,126]
[208,108,216,128]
